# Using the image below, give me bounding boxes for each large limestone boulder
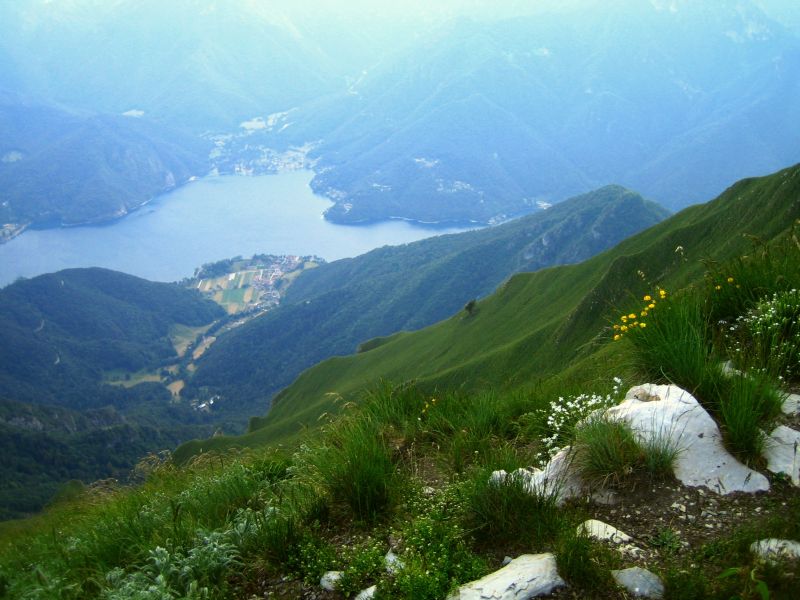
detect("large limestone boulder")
[448,553,565,599]
[607,384,769,494]
[492,384,769,500]
[764,425,800,486]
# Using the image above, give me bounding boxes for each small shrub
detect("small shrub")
[626,292,720,405]
[717,372,782,463]
[531,380,622,463]
[307,416,400,522]
[461,466,564,546]
[336,537,386,597]
[640,428,682,481]
[556,529,617,590]
[651,527,682,556]
[382,487,487,600]
[289,534,338,585]
[730,289,800,384]
[572,416,642,487]
[663,567,708,600]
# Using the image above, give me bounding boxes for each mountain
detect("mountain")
[0,1,402,132]
[0,396,214,521]
[0,267,224,408]
[255,0,800,225]
[0,267,227,517]
[184,186,667,418]
[0,92,210,232]
[177,163,800,457]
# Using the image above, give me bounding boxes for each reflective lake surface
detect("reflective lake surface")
[0,171,469,286]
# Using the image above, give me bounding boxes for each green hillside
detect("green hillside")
[187,185,668,418]
[0,267,224,408]
[0,268,225,517]
[178,163,800,459]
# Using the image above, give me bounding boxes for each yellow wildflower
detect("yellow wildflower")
[727,277,734,284]
[643,295,652,302]
[621,316,628,323]
[648,303,656,309]
[641,310,648,317]
[621,325,628,332]
[715,285,721,291]
[639,322,647,328]
[614,334,621,341]
[613,324,620,330]
[628,313,637,320]
[659,289,667,299]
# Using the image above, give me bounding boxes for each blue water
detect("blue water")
[0,171,469,286]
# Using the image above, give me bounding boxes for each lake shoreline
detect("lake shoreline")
[0,171,470,287]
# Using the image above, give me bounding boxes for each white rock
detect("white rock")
[355,585,377,599]
[610,384,769,494]
[448,553,565,599]
[577,519,632,544]
[751,539,800,562]
[764,425,800,486]
[612,567,664,598]
[320,571,342,592]
[490,447,583,505]
[578,519,644,557]
[782,393,800,416]
[385,549,404,575]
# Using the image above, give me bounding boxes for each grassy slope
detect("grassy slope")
[174,164,800,460]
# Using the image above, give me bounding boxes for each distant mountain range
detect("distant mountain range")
[257,0,800,224]
[2,1,799,232]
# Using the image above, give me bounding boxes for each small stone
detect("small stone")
[502,556,513,566]
[751,539,800,563]
[782,393,800,416]
[320,571,342,592]
[355,585,376,600]
[385,549,404,575]
[611,567,664,598]
[578,519,633,544]
[764,425,800,486]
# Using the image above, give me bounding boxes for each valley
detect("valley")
[1,1,800,598]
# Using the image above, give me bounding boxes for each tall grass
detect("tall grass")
[461,465,565,547]
[716,371,784,462]
[304,414,401,522]
[627,292,719,404]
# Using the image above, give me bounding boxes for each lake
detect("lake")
[0,171,470,286]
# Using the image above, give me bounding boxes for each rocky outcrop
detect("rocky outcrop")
[491,384,770,500]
